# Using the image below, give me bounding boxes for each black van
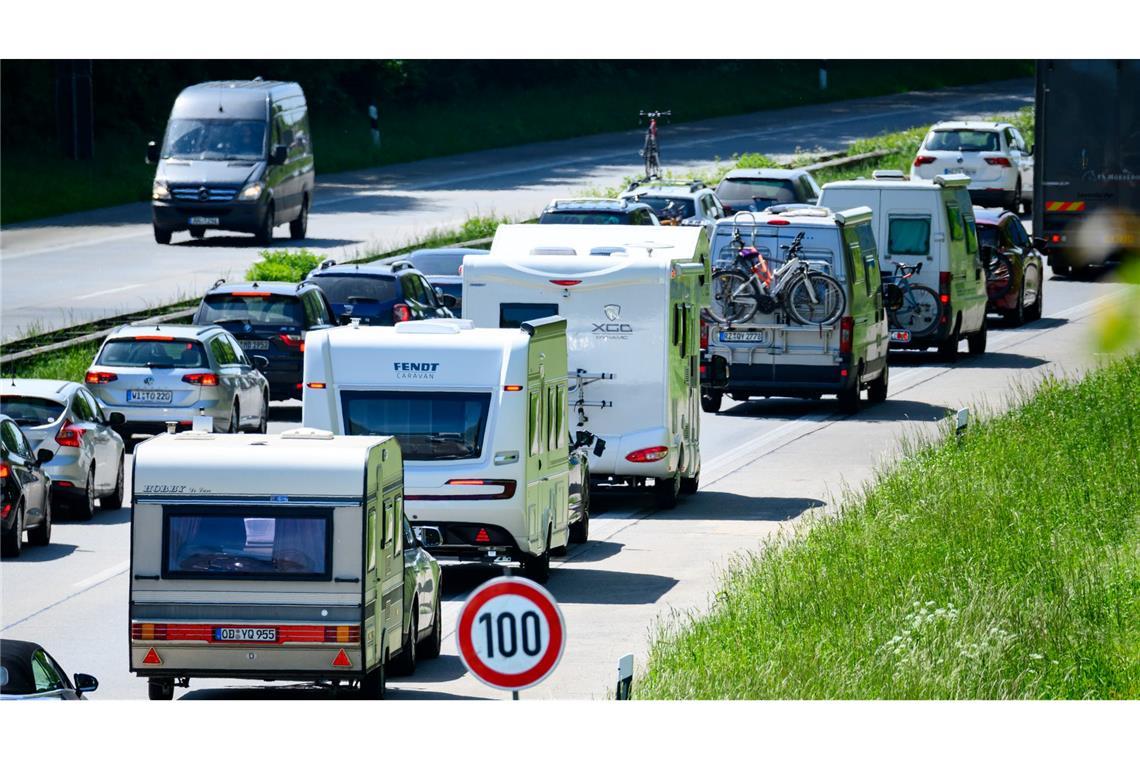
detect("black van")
[147,80,315,245]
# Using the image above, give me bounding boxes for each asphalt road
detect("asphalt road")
[1,268,1125,699]
[0,78,1032,341]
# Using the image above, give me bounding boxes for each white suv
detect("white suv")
[911,120,1033,212]
[618,179,725,229]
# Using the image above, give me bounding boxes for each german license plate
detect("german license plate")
[128,390,173,404]
[189,216,220,226]
[890,329,912,343]
[239,340,270,351]
[720,330,770,345]
[214,627,277,643]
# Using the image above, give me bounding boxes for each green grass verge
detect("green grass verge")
[2,341,104,385]
[636,353,1140,699]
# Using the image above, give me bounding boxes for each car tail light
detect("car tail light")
[182,373,219,386]
[1050,233,1063,244]
[55,481,75,488]
[549,279,582,287]
[85,371,118,384]
[626,446,669,463]
[767,219,789,225]
[392,304,412,323]
[55,420,85,448]
[232,291,271,297]
[1,503,11,519]
[133,335,174,341]
[913,155,937,166]
[475,528,491,543]
[0,463,9,479]
[132,623,169,640]
[839,316,854,355]
[279,333,305,351]
[984,157,1012,167]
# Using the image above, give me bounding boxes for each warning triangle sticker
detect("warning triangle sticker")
[331,648,352,668]
[142,647,162,665]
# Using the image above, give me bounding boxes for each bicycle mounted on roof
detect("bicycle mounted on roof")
[638,110,670,179]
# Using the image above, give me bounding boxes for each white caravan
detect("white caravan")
[130,429,404,700]
[302,317,576,582]
[462,224,710,508]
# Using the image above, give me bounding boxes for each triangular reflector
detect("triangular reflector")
[332,648,352,668]
[142,647,162,665]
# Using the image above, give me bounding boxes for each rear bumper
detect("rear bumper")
[968,188,1015,208]
[716,360,856,397]
[410,521,529,563]
[152,199,267,233]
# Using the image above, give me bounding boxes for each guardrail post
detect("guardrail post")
[369,104,380,147]
[615,653,634,700]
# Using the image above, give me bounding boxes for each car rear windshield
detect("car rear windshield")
[341,390,490,461]
[635,196,696,220]
[97,339,209,368]
[199,294,304,327]
[164,511,331,580]
[539,211,627,225]
[408,252,468,276]
[310,275,399,305]
[925,130,1000,152]
[0,396,67,426]
[717,178,797,205]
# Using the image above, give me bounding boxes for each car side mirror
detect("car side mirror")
[439,293,458,309]
[146,141,160,165]
[108,412,126,426]
[270,145,288,165]
[252,355,269,371]
[36,449,54,465]
[73,673,99,693]
[338,314,353,326]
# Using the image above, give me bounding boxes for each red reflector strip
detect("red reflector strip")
[1046,201,1086,212]
[549,279,581,286]
[55,481,75,488]
[129,623,359,644]
[766,219,790,225]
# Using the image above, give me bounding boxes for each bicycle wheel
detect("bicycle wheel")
[645,149,660,178]
[891,284,940,337]
[711,270,759,322]
[785,272,846,326]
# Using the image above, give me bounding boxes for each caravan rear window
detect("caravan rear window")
[163,510,331,580]
[500,303,558,329]
[341,391,490,461]
[888,217,931,256]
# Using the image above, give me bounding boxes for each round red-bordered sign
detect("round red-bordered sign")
[456,576,565,691]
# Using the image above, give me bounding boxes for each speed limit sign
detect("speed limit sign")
[457,576,565,694]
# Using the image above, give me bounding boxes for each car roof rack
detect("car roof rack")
[626,178,706,193]
[389,260,416,273]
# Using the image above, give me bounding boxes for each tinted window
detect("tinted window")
[223,334,250,366]
[716,178,798,204]
[199,294,304,327]
[888,217,931,256]
[635,196,696,220]
[209,336,238,366]
[79,389,104,422]
[97,339,209,368]
[341,391,490,461]
[30,650,65,693]
[539,211,627,225]
[500,303,558,328]
[1008,219,1031,247]
[925,130,1000,152]
[162,118,266,161]
[71,390,96,422]
[0,396,66,426]
[408,251,471,276]
[978,225,1001,249]
[301,291,330,326]
[165,511,331,579]
[310,275,398,305]
[1,420,28,457]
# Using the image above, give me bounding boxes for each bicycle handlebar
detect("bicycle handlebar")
[893,260,923,277]
[639,110,672,119]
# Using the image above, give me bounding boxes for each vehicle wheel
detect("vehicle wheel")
[388,612,417,677]
[257,395,269,434]
[1027,282,1043,321]
[417,597,442,660]
[359,662,386,700]
[148,678,174,701]
[1006,179,1022,213]
[680,469,700,495]
[227,402,239,434]
[569,505,590,544]
[1005,284,1026,326]
[522,529,551,583]
[937,324,960,361]
[837,383,862,414]
[2,504,24,557]
[290,195,309,240]
[967,320,988,355]
[74,468,96,521]
[102,456,125,510]
[867,365,889,404]
[652,472,680,510]
[153,227,172,245]
[700,391,722,414]
[188,226,206,240]
[255,204,274,246]
[1051,261,1071,278]
[28,496,51,546]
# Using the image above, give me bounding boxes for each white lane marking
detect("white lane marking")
[73,283,145,301]
[1,230,151,260]
[73,560,130,591]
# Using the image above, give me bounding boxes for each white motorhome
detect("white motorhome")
[302,317,576,582]
[818,172,989,358]
[462,224,710,508]
[129,429,404,700]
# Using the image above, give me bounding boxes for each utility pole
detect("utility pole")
[55,60,94,160]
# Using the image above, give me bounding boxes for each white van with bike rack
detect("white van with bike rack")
[818,172,989,358]
[302,317,576,582]
[462,224,710,508]
[129,429,404,700]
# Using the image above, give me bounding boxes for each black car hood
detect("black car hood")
[157,159,263,187]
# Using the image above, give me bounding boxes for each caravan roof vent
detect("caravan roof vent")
[530,247,578,256]
[393,319,473,334]
[280,427,335,440]
[590,246,626,256]
[872,170,908,181]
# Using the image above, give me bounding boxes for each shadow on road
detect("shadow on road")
[964,352,1049,370]
[56,505,132,526]
[172,235,361,250]
[854,399,951,423]
[269,403,302,423]
[546,567,678,605]
[390,654,468,685]
[4,542,78,562]
[719,397,833,420]
[179,680,488,700]
[662,492,824,523]
[559,539,624,564]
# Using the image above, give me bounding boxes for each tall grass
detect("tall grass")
[1,341,103,385]
[636,354,1140,699]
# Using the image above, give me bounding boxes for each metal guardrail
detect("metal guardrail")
[2,308,198,364]
[799,149,893,172]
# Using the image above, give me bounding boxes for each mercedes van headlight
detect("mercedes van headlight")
[152,181,170,200]
[238,181,265,201]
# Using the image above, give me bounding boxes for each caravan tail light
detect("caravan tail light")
[279,333,305,351]
[938,271,952,325]
[767,219,790,225]
[182,373,219,386]
[626,446,669,463]
[839,316,854,355]
[913,155,937,166]
[392,304,412,323]
[984,157,1012,167]
[700,320,710,350]
[549,279,581,287]
[55,420,86,448]
[85,371,118,384]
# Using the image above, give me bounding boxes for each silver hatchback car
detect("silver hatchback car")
[1,379,126,519]
[85,324,270,450]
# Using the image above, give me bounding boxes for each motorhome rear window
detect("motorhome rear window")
[888,218,931,255]
[199,294,304,327]
[341,391,490,461]
[163,510,331,580]
[500,303,558,329]
[97,339,209,368]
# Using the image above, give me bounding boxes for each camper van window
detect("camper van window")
[341,391,491,461]
[367,509,377,572]
[500,303,558,329]
[945,204,965,242]
[546,386,558,452]
[887,217,932,256]
[529,390,542,456]
[557,385,568,448]
[844,227,865,293]
[163,510,331,580]
[162,119,267,161]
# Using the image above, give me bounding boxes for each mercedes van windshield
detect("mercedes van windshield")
[162,118,267,161]
[341,390,490,460]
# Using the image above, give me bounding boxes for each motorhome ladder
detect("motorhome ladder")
[568,369,613,427]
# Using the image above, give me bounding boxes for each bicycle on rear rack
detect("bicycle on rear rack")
[883,260,940,338]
